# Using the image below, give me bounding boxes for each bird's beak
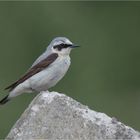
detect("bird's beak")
[70,44,80,48]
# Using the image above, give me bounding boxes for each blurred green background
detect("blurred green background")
[0,1,140,138]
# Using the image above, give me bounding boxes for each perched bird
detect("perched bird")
[0,37,79,105]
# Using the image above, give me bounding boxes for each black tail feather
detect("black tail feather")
[0,95,10,105]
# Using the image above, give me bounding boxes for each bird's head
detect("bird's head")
[47,37,79,56]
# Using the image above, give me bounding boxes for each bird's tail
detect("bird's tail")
[0,95,10,105]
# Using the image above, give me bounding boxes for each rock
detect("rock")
[7,91,140,140]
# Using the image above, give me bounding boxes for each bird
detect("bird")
[0,37,79,105]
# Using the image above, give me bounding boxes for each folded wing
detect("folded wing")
[5,53,58,91]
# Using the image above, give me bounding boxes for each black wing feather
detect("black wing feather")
[5,53,58,91]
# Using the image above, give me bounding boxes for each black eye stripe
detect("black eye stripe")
[53,43,72,51]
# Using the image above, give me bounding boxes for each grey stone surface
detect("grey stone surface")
[7,91,140,140]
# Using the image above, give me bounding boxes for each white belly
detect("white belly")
[28,56,71,91]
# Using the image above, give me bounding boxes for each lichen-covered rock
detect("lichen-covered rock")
[7,91,140,140]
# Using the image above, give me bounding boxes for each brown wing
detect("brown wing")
[5,53,58,91]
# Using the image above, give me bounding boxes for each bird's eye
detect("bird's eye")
[60,43,65,47]
[60,43,71,48]
[53,43,70,51]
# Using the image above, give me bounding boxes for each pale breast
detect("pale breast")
[28,55,71,91]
